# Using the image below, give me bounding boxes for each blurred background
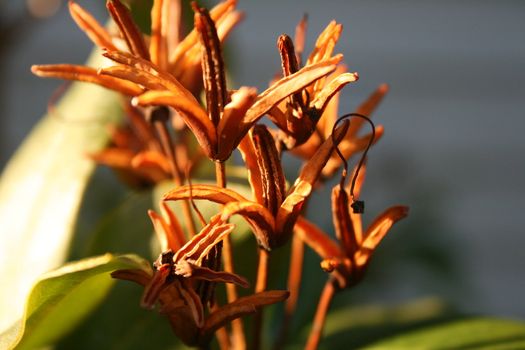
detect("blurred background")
[1,0,524,331]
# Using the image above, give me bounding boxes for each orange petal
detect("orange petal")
[332,186,359,257]
[311,72,359,112]
[174,215,234,264]
[216,87,258,161]
[306,20,342,65]
[31,64,143,96]
[295,216,343,260]
[163,184,249,204]
[276,120,349,236]
[68,1,116,50]
[243,55,343,125]
[221,201,275,250]
[102,50,196,100]
[132,90,216,158]
[201,290,289,341]
[106,0,150,59]
[355,206,409,266]
[347,83,389,138]
[149,0,168,69]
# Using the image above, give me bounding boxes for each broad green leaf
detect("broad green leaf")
[0,49,123,334]
[363,317,525,349]
[0,254,151,350]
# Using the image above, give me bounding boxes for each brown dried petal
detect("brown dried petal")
[174,260,249,288]
[332,186,359,257]
[243,55,343,125]
[220,201,275,250]
[69,1,116,51]
[106,0,150,60]
[31,64,144,96]
[294,216,343,260]
[200,290,289,343]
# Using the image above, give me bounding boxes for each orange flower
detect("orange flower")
[162,121,350,250]
[112,203,288,347]
[268,19,359,149]
[295,164,408,288]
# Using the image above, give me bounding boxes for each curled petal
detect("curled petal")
[132,91,216,158]
[68,1,116,50]
[163,184,249,204]
[140,264,172,309]
[355,206,409,266]
[174,260,249,288]
[311,72,359,112]
[200,290,289,344]
[31,64,143,96]
[221,201,275,250]
[174,215,234,263]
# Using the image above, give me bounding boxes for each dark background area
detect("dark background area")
[1,0,524,323]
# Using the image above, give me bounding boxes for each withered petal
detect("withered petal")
[31,64,144,96]
[68,1,116,51]
[306,20,342,65]
[174,260,249,288]
[331,186,359,257]
[243,55,343,125]
[221,201,275,250]
[149,0,169,69]
[200,290,289,343]
[347,83,389,138]
[106,0,150,60]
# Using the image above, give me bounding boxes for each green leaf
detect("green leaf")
[362,317,525,349]
[0,254,151,350]
[0,49,123,334]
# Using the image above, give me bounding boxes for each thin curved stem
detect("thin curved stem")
[305,279,337,350]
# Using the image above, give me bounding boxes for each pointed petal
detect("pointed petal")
[148,206,185,252]
[216,87,258,161]
[347,83,389,138]
[68,1,116,50]
[243,55,343,125]
[294,216,343,260]
[355,206,409,266]
[306,20,342,65]
[163,184,249,204]
[174,260,249,288]
[140,263,172,309]
[111,268,152,286]
[31,64,143,95]
[106,0,150,59]
[294,14,308,60]
[201,290,289,342]
[160,201,188,248]
[275,120,349,236]
[221,201,275,250]
[132,90,216,158]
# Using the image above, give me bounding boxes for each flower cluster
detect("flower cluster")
[33,1,407,348]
